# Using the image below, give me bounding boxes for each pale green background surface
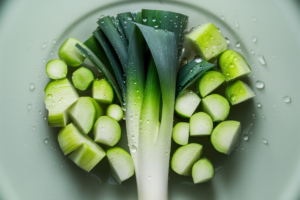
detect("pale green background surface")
[0,0,300,200]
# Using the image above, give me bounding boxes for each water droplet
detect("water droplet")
[143,18,147,22]
[257,55,266,65]
[152,19,156,22]
[220,15,225,20]
[225,37,230,44]
[241,147,245,150]
[33,126,36,130]
[29,83,36,91]
[252,17,257,22]
[41,43,48,49]
[243,134,249,141]
[250,49,255,55]
[255,80,265,89]
[235,42,240,47]
[53,39,57,44]
[131,145,137,153]
[283,96,291,103]
[262,115,266,119]
[44,139,49,145]
[148,176,152,180]
[194,55,202,63]
[262,138,268,144]
[273,104,277,108]
[230,95,236,101]
[43,116,47,121]
[27,104,32,110]
[252,36,257,43]
[257,103,262,108]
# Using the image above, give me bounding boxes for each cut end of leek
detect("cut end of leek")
[45,59,68,80]
[106,104,124,122]
[44,78,79,127]
[219,50,252,82]
[185,23,227,61]
[211,120,241,155]
[202,94,230,122]
[92,78,114,104]
[58,37,86,67]
[93,116,121,147]
[198,71,225,97]
[171,143,203,176]
[172,122,189,145]
[72,67,94,91]
[58,123,87,155]
[68,142,106,172]
[192,158,214,184]
[225,80,256,105]
[190,112,213,136]
[175,90,201,118]
[107,147,135,183]
[68,97,102,134]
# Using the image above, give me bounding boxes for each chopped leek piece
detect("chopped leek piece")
[198,71,225,97]
[68,97,102,134]
[219,50,252,82]
[68,142,106,172]
[72,67,94,91]
[106,104,124,122]
[225,80,256,105]
[171,143,203,176]
[202,94,230,122]
[185,23,227,61]
[45,59,67,80]
[190,112,213,136]
[93,116,121,147]
[172,122,189,145]
[107,147,135,183]
[44,78,79,127]
[92,78,114,104]
[58,37,86,67]
[211,120,241,155]
[175,90,201,118]
[192,158,214,184]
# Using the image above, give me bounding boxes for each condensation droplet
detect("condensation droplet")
[262,138,268,144]
[255,80,265,89]
[243,134,249,141]
[131,145,137,153]
[225,37,230,44]
[29,83,36,91]
[252,36,257,43]
[257,103,262,108]
[44,139,49,144]
[27,104,32,110]
[41,43,48,49]
[250,49,255,55]
[283,96,291,103]
[220,15,225,20]
[235,42,240,47]
[194,55,202,63]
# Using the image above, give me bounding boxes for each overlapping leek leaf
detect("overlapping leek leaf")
[93,28,126,99]
[83,36,115,78]
[117,12,136,42]
[110,16,129,50]
[176,59,215,98]
[97,16,128,70]
[75,44,123,104]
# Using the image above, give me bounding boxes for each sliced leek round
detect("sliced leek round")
[225,80,256,105]
[45,59,68,80]
[107,147,135,183]
[92,78,114,104]
[106,104,124,122]
[93,116,121,146]
[175,90,201,118]
[198,71,225,97]
[190,112,213,136]
[192,158,214,184]
[72,67,94,91]
[211,120,241,155]
[172,122,189,145]
[171,143,203,176]
[202,94,230,122]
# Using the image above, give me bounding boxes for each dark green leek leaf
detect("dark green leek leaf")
[75,44,123,104]
[98,16,128,71]
[117,12,135,42]
[83,36,115,78]
[110,16,129,50]
[93,28,126,100]
[141,9,189,66]
[176,59,215,98]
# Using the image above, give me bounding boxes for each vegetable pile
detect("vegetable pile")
[44,9,255,200]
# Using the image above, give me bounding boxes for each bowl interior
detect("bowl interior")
[0,0,300,200]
